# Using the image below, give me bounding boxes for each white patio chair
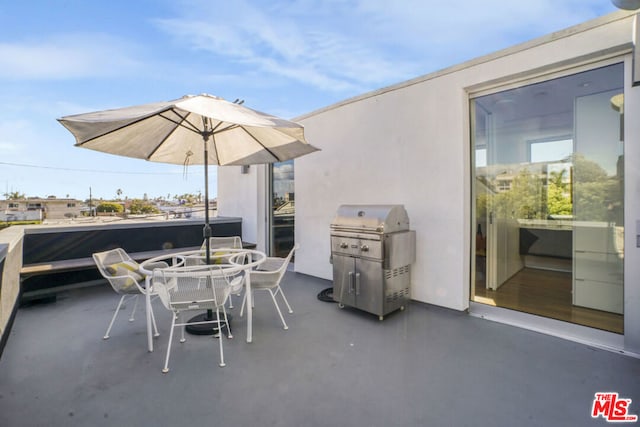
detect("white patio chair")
[240,244,298,330]
[202,236,243,253]
[93,248,168,340]
[188,236,245,308]
[186,236,243,265]
[152,264,244,372]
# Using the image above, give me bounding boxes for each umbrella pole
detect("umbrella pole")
[204,135,212,266]
[203,135,213,323]
[186,133,231,336]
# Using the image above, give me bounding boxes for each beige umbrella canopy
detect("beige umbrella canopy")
[58,93,319,166]
[59,93,319,252]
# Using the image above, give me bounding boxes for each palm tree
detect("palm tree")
[4,191,25,200]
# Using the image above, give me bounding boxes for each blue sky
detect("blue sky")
[0,0,619,201]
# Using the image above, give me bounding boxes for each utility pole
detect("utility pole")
[89,187,93,217]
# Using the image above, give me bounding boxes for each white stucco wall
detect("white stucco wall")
[216,164,266,249]
[295,79,470,309]
[217,11,640,351]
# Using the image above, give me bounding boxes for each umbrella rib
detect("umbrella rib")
[144,110,198,160]
[159,109,202,135]
[212,123,239,134]
[205,120,225,165]
[72,106,179,146]
[241,127,283,162]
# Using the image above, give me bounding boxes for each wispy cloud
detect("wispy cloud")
[355,0,613,46]
[0,33,144,80]
[154,0,615,94]
[154,0,417,93]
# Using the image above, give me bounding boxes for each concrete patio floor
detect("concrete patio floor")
[1,271,639,426]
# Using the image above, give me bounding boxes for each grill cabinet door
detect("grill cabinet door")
[332,254,356,308]
[354,258,383,316]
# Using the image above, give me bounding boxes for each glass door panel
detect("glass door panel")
[471,62,624,333]
[270,160,295,258]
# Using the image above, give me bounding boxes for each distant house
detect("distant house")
[0,197,84,221]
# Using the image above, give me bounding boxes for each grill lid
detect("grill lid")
[330,204,410,234]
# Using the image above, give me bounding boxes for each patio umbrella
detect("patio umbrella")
[58,93,320,332]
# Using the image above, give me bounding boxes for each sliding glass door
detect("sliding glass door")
[471,62,624,333]
[269,160,295,257]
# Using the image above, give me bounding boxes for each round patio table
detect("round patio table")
[140,248,266,352]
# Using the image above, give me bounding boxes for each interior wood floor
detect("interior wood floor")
[474,265,623,334]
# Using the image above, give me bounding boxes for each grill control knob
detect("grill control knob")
[340,242,348,249]
[360,244,369,252]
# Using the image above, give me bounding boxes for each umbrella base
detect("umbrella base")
[185,313,232,336]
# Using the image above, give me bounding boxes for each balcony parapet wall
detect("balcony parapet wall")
[0,225,25,359]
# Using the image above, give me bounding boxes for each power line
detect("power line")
[0,161,201,175]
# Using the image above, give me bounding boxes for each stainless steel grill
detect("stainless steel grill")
[330,205,416,320]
